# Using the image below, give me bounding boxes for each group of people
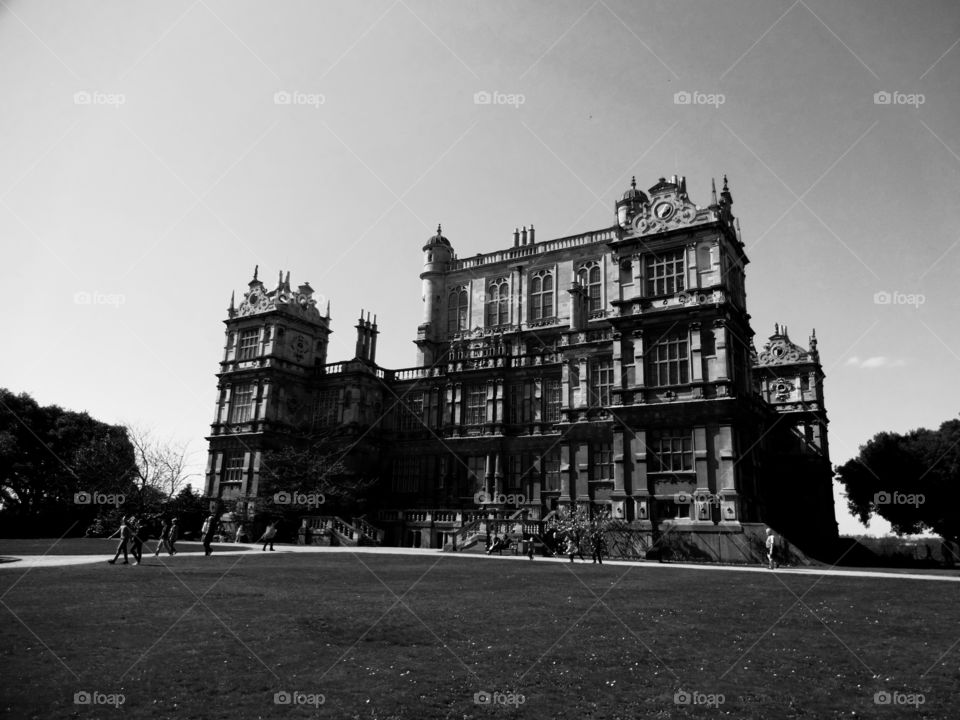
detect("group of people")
[107,514,280,565]
[484,528,609,564]
[107,515,179,565]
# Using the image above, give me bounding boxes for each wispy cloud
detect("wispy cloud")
[846,356,906,369]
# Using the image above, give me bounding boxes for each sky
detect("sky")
[1,0,958,537]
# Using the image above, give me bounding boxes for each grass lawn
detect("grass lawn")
[1,540,958,719]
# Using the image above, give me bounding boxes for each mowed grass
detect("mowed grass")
[1,541,958,719]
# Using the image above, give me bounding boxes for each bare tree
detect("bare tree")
[125,424,192,501]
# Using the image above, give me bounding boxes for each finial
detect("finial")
[373,314,377,326]
[774,322,779,335]
[722,174,729,191]
[253,264,258,281]
[278,270,283,286]
[285,271,290,286]
[229,290,235,310]
[711,177,718,205]
[325,299,330,318]
[630,175,636,189]
[436,223,442,236]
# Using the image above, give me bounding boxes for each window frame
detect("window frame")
[644,249,686,297]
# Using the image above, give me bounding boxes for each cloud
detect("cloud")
[846,356,906,369]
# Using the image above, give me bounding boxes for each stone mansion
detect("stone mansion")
[204,174,837,555]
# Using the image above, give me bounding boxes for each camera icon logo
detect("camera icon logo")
[473,91,491,105]
[274,491,292,505]
[74,491,92,505]
[274,691,292,705]
[273,91,292,105]
[74,691,92,705]
[873,291,891,305]
[674,690,692,705]
[474,690,492,705]
[874,491,891,505]
[873,91,892,105]
[874,691,891,705]
[673,91,692,105]
[73,91,92,105]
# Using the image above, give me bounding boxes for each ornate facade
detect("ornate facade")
[205,175,837,555]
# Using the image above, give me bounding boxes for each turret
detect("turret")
[420,223,454,326]
[615,176,648,228]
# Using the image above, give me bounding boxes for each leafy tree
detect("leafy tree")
[0,389,136,536]
[837,418,960,543]
[125,424,193,512]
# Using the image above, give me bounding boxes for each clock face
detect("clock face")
[653,201,674,220]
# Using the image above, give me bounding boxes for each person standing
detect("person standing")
[297,519,307,545]
[154,518,173,556]
[260,522,277,551]
[201,513,218,556]
[235,522,247,544]
[591,530,606,565]
[107,517,131,565]
[566,535,579,563]
[168,518,180,555]
[765,528,777,570]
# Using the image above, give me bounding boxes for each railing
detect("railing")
[452,519,482,549]
[450,227,619,270]
[352,516,385,544]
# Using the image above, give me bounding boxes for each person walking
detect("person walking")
[566,535,579,563]
[765,528,777,569]
[234,522,247,544]
[168,518,180,555]
[154,518,173,556]
[129,515,144,565]
[201,513,218,556]
[260,522,278,551]
[107,517,132,565]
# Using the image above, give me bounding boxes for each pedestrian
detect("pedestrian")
[129,515,144,565]
[765,528,777,569]
[153,517,173,556]
[527,533,535,560]
[235,522,247,544]
[107,516,132,565]
[591,530,606,565]
[201,513,218,556]
[168,518,180,555]
[260,522,278,551]
[566,535,578,563]
[297,519,307,545]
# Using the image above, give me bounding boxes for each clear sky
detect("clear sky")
[2,0,957,536]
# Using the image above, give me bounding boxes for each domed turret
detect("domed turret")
[616,176,648,227]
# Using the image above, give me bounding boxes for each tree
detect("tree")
[125,424,193,511]
[836,418,960,543]
[0,389,136,536]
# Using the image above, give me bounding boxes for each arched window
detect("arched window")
[529,271,554,321]
[447,288,468,334]
[577,262,602,312]
[486,278,509,327]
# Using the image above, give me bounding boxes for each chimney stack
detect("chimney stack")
[521,226,528,245]
[513,228,520,247]
[529,224,535,244]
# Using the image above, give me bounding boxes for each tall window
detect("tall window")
[486,278,510,327]
[577,262,602,312]
[649,431,693,473]
[396,391,424,431]
[467,456,486,496]
[645,249,685,296]
[592,442,614,481]
[589,358,614,406]
[529,271,554,320]
[391,456,422,493]
[224,452,245,483]
[312,389,339,427]
[508,383,531,424]
[647,333,689,386]
[237,329,259,360]
[465,384,487,425]
[230,383,255,423]
[543,378,562,422]
[447,288,468,334]
[541,448,561,492]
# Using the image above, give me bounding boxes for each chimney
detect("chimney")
[370,314,379,364]
[513,228,520,247]
[529,224,535,244]
[521,226,528,245]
